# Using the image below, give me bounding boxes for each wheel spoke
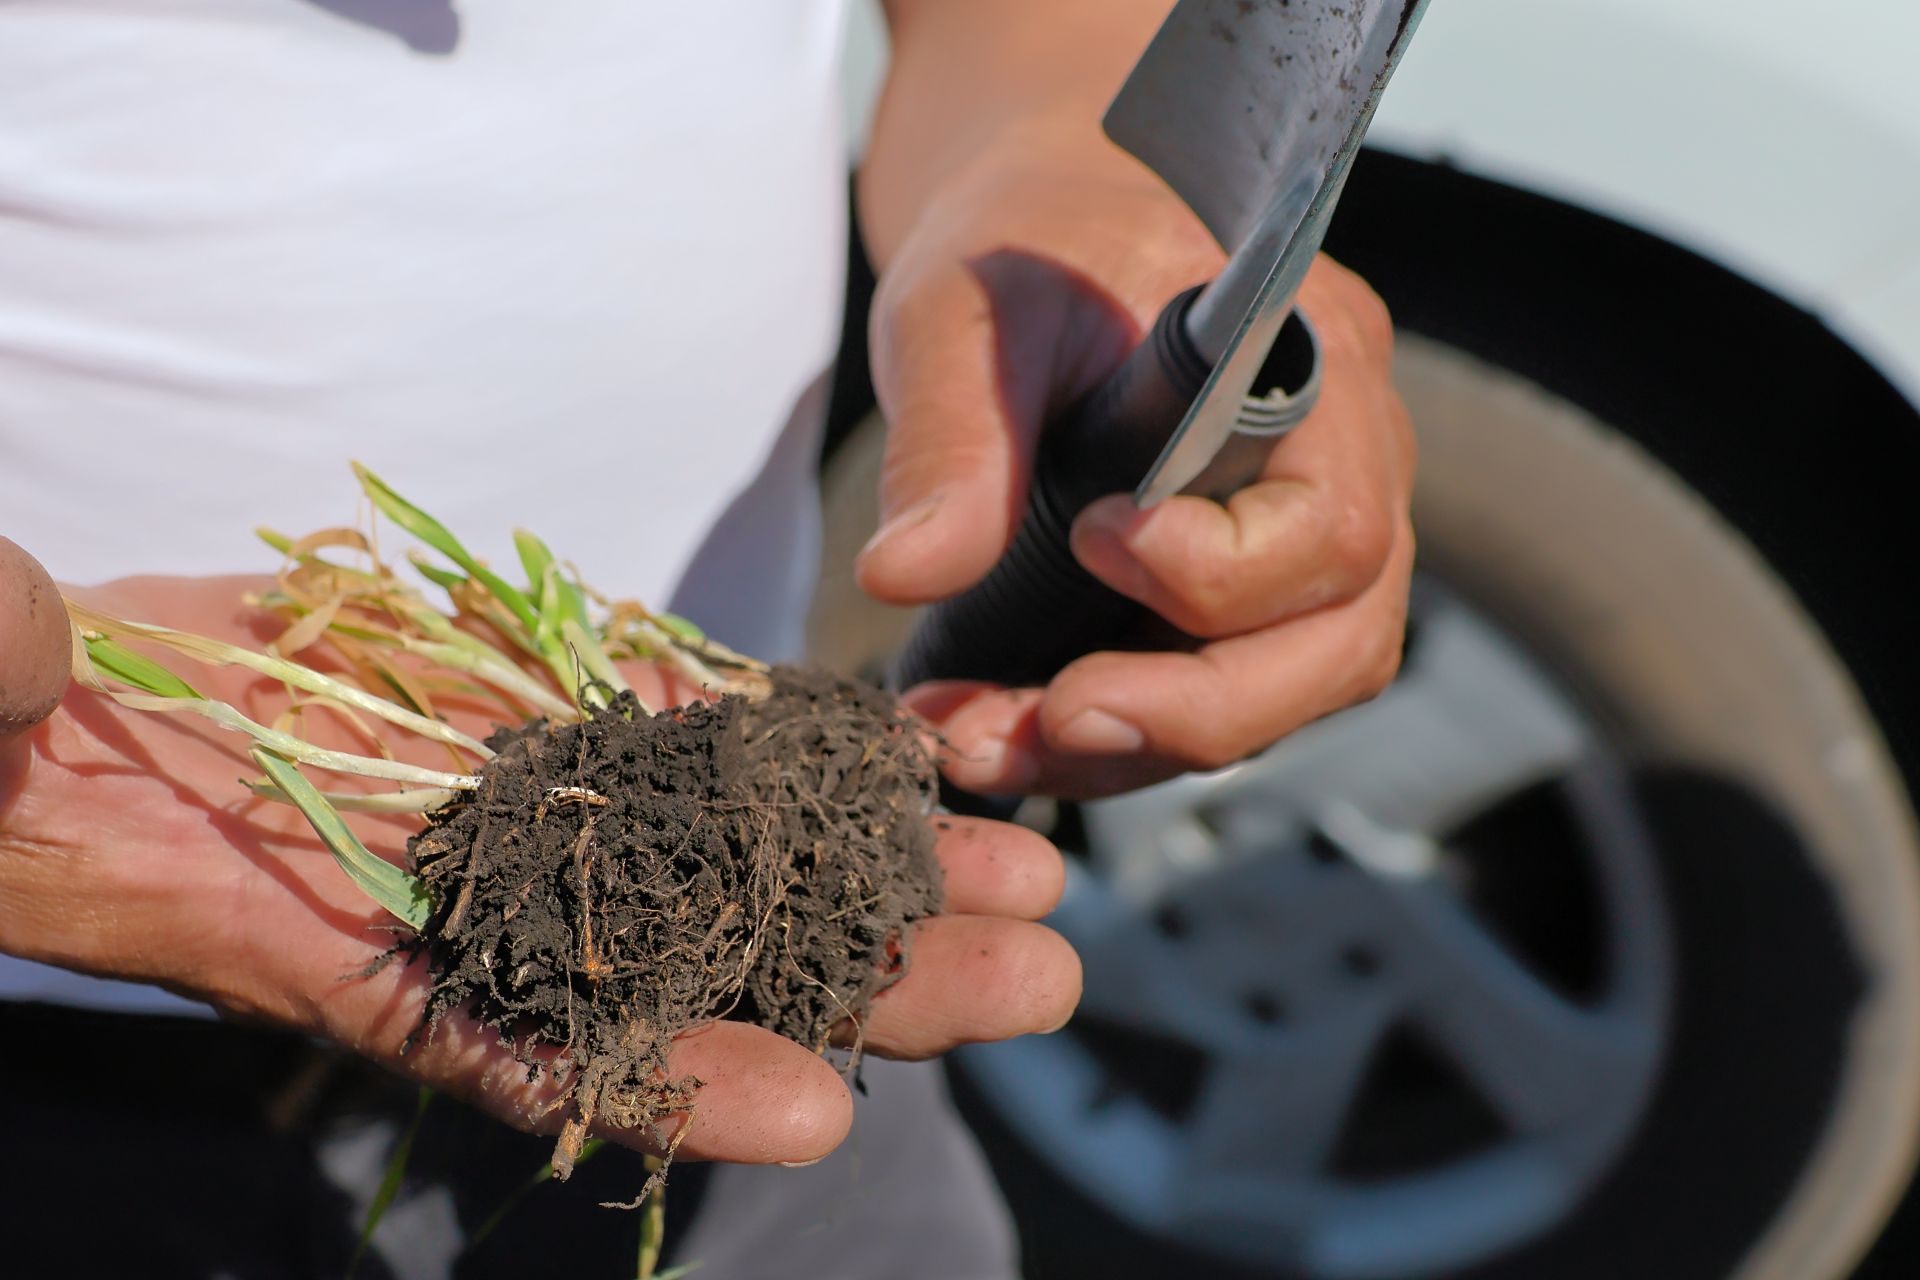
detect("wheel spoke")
[1062,854,1351,1056]
[1079,769,1245,902]
[1384,879,1660,1136]
[1225,600,1593,842]
[1173,1003,1395,1199]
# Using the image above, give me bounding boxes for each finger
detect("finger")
[858,914,1082,1060]
[1036,520,1416,784]
[1068,266,1412,639]
[902,680,1041,791]
[931,815,1065,920]
[649,1022,854,1164]
[855,252,1134,605]
[905,681,1165,797]
[477,1019,852,1166]
[0,537,71,753]
[349,976,854,1166]
[910,520,1413,798]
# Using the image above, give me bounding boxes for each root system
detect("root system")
[406,667,943,1177]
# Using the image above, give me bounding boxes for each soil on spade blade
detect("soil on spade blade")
[404,666,944,1176]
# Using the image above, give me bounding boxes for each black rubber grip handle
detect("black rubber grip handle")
[891,287,1215,690]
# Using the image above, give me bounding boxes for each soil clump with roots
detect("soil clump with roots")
[404,666,943,1179]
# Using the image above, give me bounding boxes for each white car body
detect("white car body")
[1368,0,1920,405]
[847,0,1920,403]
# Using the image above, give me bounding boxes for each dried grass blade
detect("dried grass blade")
[403,639,577,723]
[114,690,480,788]
[449,578,543,658]
[358,647,439,722]
[350,1087,434,1277]
[286,526,372,560]
[68,602,491,759]
[273,593,343,656]
[246,778,457,815]
[71,643,479,789]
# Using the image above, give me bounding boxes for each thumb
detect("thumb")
[854,261,1029,607]
[854,251,1133,607]
[1,537,70,754]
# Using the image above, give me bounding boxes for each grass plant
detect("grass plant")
[65,464,775,1277]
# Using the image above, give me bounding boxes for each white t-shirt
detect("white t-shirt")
[0,0,853,1010]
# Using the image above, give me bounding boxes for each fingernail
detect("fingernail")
[1055,709,1144,755]
[975,737,1040,791]
[1071,517,1153,600]
[1075,497,1131,538]
[779,1156,826,1169]
[860,495,944,561]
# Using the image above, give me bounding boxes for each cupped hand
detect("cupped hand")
[0,542,1078,1165]
[857,135,1415,799]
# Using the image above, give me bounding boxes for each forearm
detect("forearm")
[863,0,1175,266]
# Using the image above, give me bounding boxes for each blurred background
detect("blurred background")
[819,1,1920,1277]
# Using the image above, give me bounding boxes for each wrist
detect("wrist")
[864,111,1172,273]
[863,0,1174,265]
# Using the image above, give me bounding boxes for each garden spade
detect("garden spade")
[891,0,1430,689]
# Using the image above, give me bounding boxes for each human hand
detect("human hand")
[0,542,1078,1165]
[857,134,1416,799]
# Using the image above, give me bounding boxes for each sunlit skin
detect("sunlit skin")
[862,0,1416,799]
[0,0,1414,1170]
[0,562,1079,1166]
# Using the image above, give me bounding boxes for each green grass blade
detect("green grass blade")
[251,747,433,929]
[353,461,469,566]
[513,529,557,599]
[557,579,592,632]
[526,533,591,633]
[517,529,600,694]
[636,1155,667,1280]
[468,1138,608,1250]
[533,565,564,655]
[350,1086,434,1277]
[408,554,468,592]
[256,527,295,555]
[81,635,201,700]
[354,463,538,636]
[516,531,593,634]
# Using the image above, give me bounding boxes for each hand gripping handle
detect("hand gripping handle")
[889,287,1318,691]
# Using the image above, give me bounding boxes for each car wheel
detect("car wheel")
[807,333,1920,1279]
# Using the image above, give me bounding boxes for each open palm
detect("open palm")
[0,565,1079,1166]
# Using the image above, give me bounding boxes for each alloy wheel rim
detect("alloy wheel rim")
[955,581,1675,1277]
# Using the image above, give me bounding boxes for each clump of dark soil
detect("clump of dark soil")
[405,667,942,1178]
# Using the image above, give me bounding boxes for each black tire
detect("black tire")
[808,337,1920,1279]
